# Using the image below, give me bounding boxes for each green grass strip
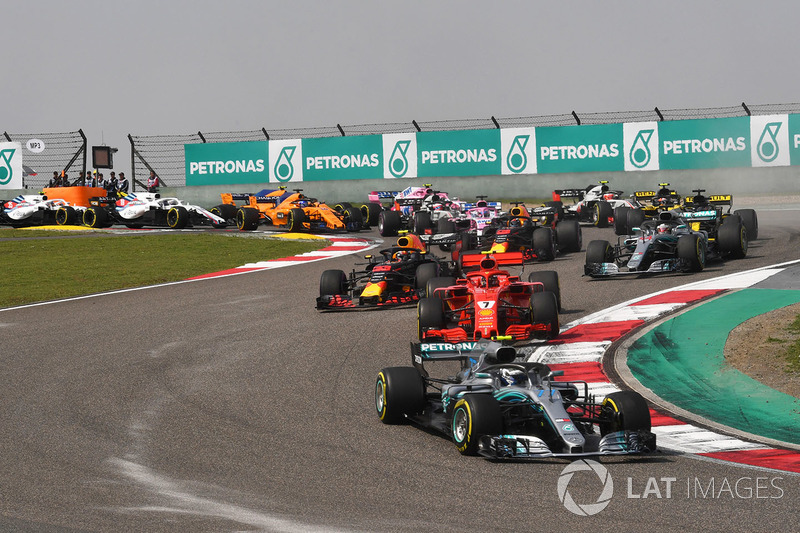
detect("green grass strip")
[0,231,324,308]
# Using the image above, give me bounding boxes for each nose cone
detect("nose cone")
[360,281,386,299]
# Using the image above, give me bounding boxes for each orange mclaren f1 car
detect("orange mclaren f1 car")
[212,187,364,232]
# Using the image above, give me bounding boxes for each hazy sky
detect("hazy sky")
[4,1,799,166]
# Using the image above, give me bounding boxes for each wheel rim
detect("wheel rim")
[697,239,706,266]
[741,227,748,254]
[592,204,600,225]
[453,406,469,442]
[56,209,66,225]
[236,211,245,230]
[168,209,177,227]
[375,379,386,414]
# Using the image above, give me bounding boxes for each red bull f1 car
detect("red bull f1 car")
[316,233,455,310]
[376,340,656,458]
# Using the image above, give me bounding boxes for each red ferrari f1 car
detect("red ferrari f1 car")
[417,252,560,342]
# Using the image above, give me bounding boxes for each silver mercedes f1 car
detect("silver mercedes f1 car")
[376,340,656,459]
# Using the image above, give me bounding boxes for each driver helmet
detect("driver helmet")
[499,368,524,386]
[509,217,522,228]
[297,200,308,207]
[657,223,671,234]
[392,250,409,261]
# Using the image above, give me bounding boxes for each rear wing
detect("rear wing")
[529,205,556,217]
[462,201,502,210]
[367,191,400,203]
[552,189,585,201]
[420,232,461,246]
[460,251,525,269]
[683,194,732,207]
[680,209,720,222]
[633,190,657,200]
[411,340,517,373]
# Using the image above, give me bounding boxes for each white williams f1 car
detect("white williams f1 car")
[0,195,81,227]
[82,193,227,229]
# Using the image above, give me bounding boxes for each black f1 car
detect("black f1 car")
[376,340,656,458]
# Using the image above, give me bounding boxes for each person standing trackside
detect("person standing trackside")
[117,172,129,194]
[106,172,119,197]
[146,170,160,193]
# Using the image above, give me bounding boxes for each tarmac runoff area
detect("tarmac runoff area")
[520,259,800,474]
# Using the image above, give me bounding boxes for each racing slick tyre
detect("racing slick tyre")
[167,206,189,229]
[55,206,78,226]
[333,202,353,212]
[555,219,582,253]
[614,206,631,235]
[592,201,614,228]
[236,207,260,231]
[360,202,382,227]
[452,394,503,456]
[600,390,651,436]
[531,291,559,340]
[378,210,401,237]
[426,276,456,298]
[734,208,758,240]
[527,270,561,311]
[320,269,347,296]
[343,206,363,231]
[83,207,109,228]
[719,218,748,259]
[211,203,238,224]
[375,367,425,424]
[288,208,307,232]
[677,233,706,272]
[417,297,445,340]
[585,239,613,265]
[626,208,646,233]
[532,227,556,261]
[543,200,564,221]
[414,262,440,291]
[412,211,433,234]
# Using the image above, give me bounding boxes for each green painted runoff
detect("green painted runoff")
[628,288,800,445]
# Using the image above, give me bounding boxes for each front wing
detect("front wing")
[316,291,419,310]
[584,259,692,277]
[479,430,656,459]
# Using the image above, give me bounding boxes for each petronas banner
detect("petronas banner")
[659,117,751,170]
[185,141,268,185]
[536,123,623,174]
[302,135,382,181]
[416,130,501,177]
[184,114,800,184]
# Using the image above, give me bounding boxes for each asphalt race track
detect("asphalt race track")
[1,205,799,532]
